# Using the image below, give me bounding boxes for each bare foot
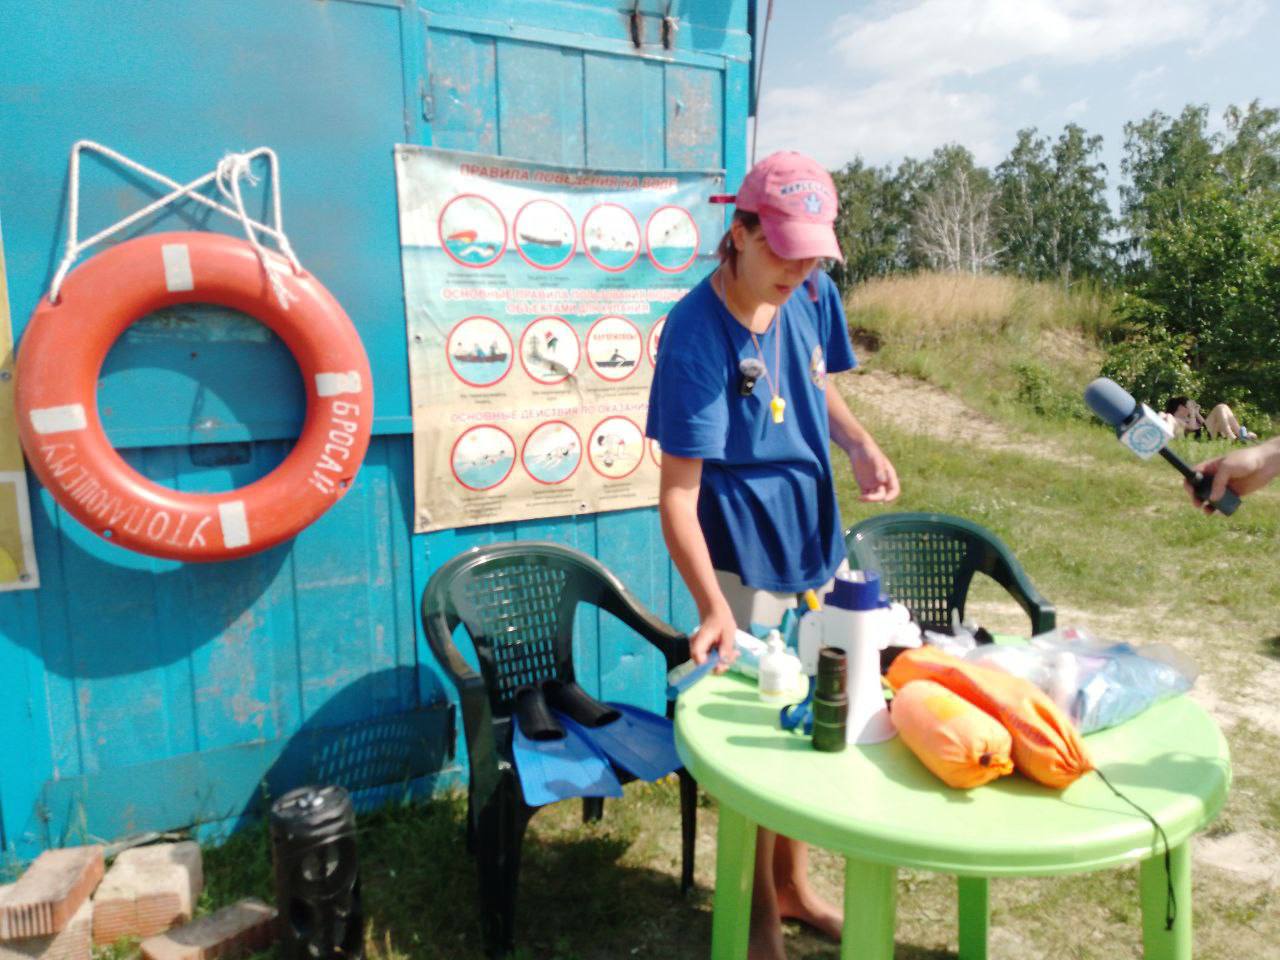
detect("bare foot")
[776,882,843,942]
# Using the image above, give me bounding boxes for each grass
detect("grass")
[99,272,1280,960]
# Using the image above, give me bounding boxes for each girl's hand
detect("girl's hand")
[849,439,901,503]
[690,603,739,674]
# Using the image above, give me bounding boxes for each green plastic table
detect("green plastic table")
[674,673,1230,960]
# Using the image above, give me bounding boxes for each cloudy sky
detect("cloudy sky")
[755,0,1280,194]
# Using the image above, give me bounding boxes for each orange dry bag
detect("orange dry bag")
[891,680,1014,789]
[887,646,1093,789]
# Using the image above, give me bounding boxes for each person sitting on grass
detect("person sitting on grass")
[1160,396,1254,442]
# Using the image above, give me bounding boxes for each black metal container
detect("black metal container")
[270,785,364,960]
[812,646,849,752]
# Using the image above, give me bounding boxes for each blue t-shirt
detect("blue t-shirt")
[646,270,857,592]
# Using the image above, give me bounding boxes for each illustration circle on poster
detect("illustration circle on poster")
[648,437,663,468]
[585,316,642,382]
[438,193,507,268]
[446,315,514,387]
[646,205,700,273]
[450,425,517,491]
[521,420,583,486]
[519,316,581,385]
[588,416,645,480]
[647,315,666,367]
[582,203,641,272]
[513,198,577,271]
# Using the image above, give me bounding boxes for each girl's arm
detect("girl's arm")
[827,386,901,502]
[658,453,738,668]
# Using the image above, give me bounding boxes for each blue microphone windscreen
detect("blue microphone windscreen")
[1084,377,1137,426]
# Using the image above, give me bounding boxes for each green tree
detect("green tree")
[1220,99,1280,192]
[1118,105,1216,268]
[1112,101,1280,412]
[911,145,999,274]
[996,124,1113,285]
[995,128,1053,278]
[1123,180,1280,410]
[828,158,909,291]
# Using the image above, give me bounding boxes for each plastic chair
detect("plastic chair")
[845,512,1055,634]
[420,541,697,957]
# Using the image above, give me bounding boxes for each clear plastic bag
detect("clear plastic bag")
[960,627,1198,734]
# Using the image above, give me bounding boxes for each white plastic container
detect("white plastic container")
[757,631,802,704]
[823,570,896,744]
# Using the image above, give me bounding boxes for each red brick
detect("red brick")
[92,842,202,945]
[0,848,103,941]
[139,900,276,960]
[0,895,91,960]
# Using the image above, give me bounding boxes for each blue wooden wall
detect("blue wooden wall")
[0,0,752,860]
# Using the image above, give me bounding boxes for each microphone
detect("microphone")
[1084,378,1239,515]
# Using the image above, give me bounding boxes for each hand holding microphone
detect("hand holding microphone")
[1083,377,1240,515]
[1190,439,1280,513]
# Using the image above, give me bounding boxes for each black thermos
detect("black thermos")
[812,646,848,752]
[270,785,364,960]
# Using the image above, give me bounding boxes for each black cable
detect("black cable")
[750,0,775,165]
[1095,769,1176,931]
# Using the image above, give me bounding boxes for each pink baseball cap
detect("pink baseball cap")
[711,151,843,263]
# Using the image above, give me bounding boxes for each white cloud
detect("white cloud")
[1127,65,1167,96]
[832,0,1264,81]
[1189,0,1267,55]
[1018,73,1044,96]
[756,79,1002,169]
[1065,97,1089,116]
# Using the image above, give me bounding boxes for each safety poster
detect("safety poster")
[395,147,721,532]
[0,227,39,590]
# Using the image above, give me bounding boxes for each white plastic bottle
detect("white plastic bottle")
[757,630,802,704]
[824,571,896,744]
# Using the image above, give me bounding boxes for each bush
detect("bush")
[1013,360,1086,420]
[1099,319,1201,407]
[1123,182,1280,413]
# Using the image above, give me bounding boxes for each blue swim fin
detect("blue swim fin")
[555,703,681,782]
[512,717,624,807]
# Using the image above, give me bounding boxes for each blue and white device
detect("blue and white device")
[1084,377,1239,515]
[1084,377,1171,459]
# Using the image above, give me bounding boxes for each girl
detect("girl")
[647,151,899,959]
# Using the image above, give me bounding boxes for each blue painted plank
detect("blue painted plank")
[0,587,53,856]
[584,54,665,170]
[496,42,586,165]
[596,508,667,711]
[422,1,750,66]
[665,64,724,170]
[426,30,499,155]
[36,700,452,854]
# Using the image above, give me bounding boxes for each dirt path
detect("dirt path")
[834,369,1087,465]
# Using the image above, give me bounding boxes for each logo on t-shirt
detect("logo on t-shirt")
[810,344,827,389]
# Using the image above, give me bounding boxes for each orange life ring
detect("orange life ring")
[15,231,374,561]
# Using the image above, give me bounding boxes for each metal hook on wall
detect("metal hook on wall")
[630,1,643,48]
[662,1,679,50]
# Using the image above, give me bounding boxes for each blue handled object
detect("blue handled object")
[780,676,817,734]
[666,648,721,700]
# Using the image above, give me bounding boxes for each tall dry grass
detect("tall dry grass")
[845,272,1115,349]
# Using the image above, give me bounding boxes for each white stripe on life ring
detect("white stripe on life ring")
[30,404,88,435]
[161,243,194,292]
[315,371,362,397]
[218,500,251,548]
